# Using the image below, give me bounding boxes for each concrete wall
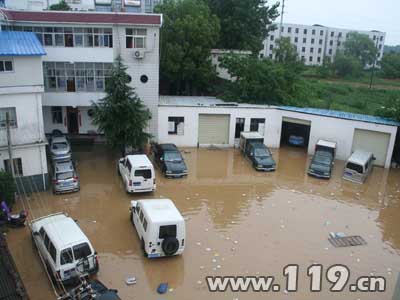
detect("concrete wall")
[0,56,43,89]
[158,105,398,168]
[43,47,113,64]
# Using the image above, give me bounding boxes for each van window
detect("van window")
[49,242,57,263]
[39,227,46,238]
[139,211,144,223]
[136,205,141,216]
[159,225,177,239]
[73,243,92,260]
[126,160,132,172]
[44,234,50,249]
[134,169,152,179]
[346,162,363,174]
[61,248,73,265]
[143,218,148,232]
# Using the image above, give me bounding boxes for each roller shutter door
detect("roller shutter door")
[198,114,230,145]
[352,129,390,166]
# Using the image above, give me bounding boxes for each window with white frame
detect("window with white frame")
[51,106,63,124]
[43,62,112,92]
[0,108,17,128]
[1,25,113,48]
[0,60,13,72]
[3,158,23,176]
[168,117,184,135]
[126,28,147,49]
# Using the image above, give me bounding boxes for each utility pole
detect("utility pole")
[369,37,380,89]
[6,112,15,178]
[278,0,285,39]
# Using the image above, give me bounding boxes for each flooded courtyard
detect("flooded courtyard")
[5,145,400,300]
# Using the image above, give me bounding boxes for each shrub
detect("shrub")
[0,171,16,208]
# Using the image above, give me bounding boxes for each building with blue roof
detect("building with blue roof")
[0,30,48,191]
[158,96,399,168]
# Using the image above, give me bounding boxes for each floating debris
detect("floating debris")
[205,248,212,252]
[125,276,137,285]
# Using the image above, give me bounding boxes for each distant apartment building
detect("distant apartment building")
[0,8,162,137]
[262,23,386,66]
[0,31,48,191]
[0,0,161,13]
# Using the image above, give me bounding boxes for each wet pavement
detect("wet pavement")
[5,145,400,300]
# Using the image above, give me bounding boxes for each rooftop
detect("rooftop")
[159,96,400,127]
[137,199,184,224]
[0,9,162,26]
[0,31,45,56]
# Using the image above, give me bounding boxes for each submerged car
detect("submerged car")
[308,140,337,179]
[288,135,305,147]
[49,136,71,162]
[52,160,80,194]
[152,143,188,178]
[245,142,276,171]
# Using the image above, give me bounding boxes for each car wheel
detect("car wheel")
[162,237,180,256]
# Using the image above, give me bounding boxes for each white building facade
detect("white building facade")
[0,31,48,191]
[0,0,161,13]
[262,23,386,66]
[158,96,399,169]
[0,9,162,138]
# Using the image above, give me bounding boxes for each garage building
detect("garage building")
[158,96,400,168]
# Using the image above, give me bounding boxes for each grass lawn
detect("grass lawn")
[302,78,400,116]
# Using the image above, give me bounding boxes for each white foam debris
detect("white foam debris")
[196,242,201,246]
[205,248,211,252]
[197,280,202,285]
[242,194,246,197]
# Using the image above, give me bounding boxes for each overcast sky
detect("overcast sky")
[270,0,400,45]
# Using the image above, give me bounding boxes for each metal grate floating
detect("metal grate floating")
[328,235,367,248]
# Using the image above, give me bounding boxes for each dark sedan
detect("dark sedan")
[152,143,188,177]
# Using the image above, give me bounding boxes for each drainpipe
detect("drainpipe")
[36,93,46,191]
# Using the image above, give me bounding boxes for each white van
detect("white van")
[30,213,99,285]
[129,199,185,258]
[118,154,156,193]
[343,150,375,184]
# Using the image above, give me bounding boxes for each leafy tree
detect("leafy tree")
[90,56,151,156]
[332,52,363,77]
[155,0,220,95]
[208,0,279,54]
[0,171,16,208]
[381,53,400,78]
[220,54,304,105]
[343,32,378,66]
[272,37,303,71]
[49,0,71,11]
[384,45,400,54]
[316,57,334,78]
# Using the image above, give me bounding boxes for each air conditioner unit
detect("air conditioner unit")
[134,50,145,59]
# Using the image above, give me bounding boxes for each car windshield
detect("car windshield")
[52,142,68,150]
[313,152,332,165]
[164,151,182,162]
[56,171,74,180]
[254,148,270,158]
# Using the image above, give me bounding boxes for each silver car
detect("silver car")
[49,136,71,162]
[52,160,80,194]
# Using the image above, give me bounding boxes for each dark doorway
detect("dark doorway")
[280,121,311,149]
[235,118,245,138]
[67,107,79,134]
[67,77,76,92]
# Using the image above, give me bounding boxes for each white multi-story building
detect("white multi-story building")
[0,31,48,191]
[0,0,161,13]
[0,8,162,138]
[262,23,386,66]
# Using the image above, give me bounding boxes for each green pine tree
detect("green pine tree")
[90,56,152,156]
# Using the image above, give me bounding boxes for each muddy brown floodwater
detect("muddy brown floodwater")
[5,145,400,300]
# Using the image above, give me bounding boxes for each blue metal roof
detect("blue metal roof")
[279,106,400,127]
[0,31,46,56]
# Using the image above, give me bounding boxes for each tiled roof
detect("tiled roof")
[279,106,400,127]
[0,9,162,26]
[0,31,45,56]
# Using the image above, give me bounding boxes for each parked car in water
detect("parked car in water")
[66,280,121,300]
[49,136,71,162]
[129,199,185,258]
[152,143,188,178]
[308,140,337,179]
[52,160,80,194]
[30,213,99,286]
[343,150,375,184]
[118,154,156,193]
[246,142,276,171]
[288,135,305,147]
